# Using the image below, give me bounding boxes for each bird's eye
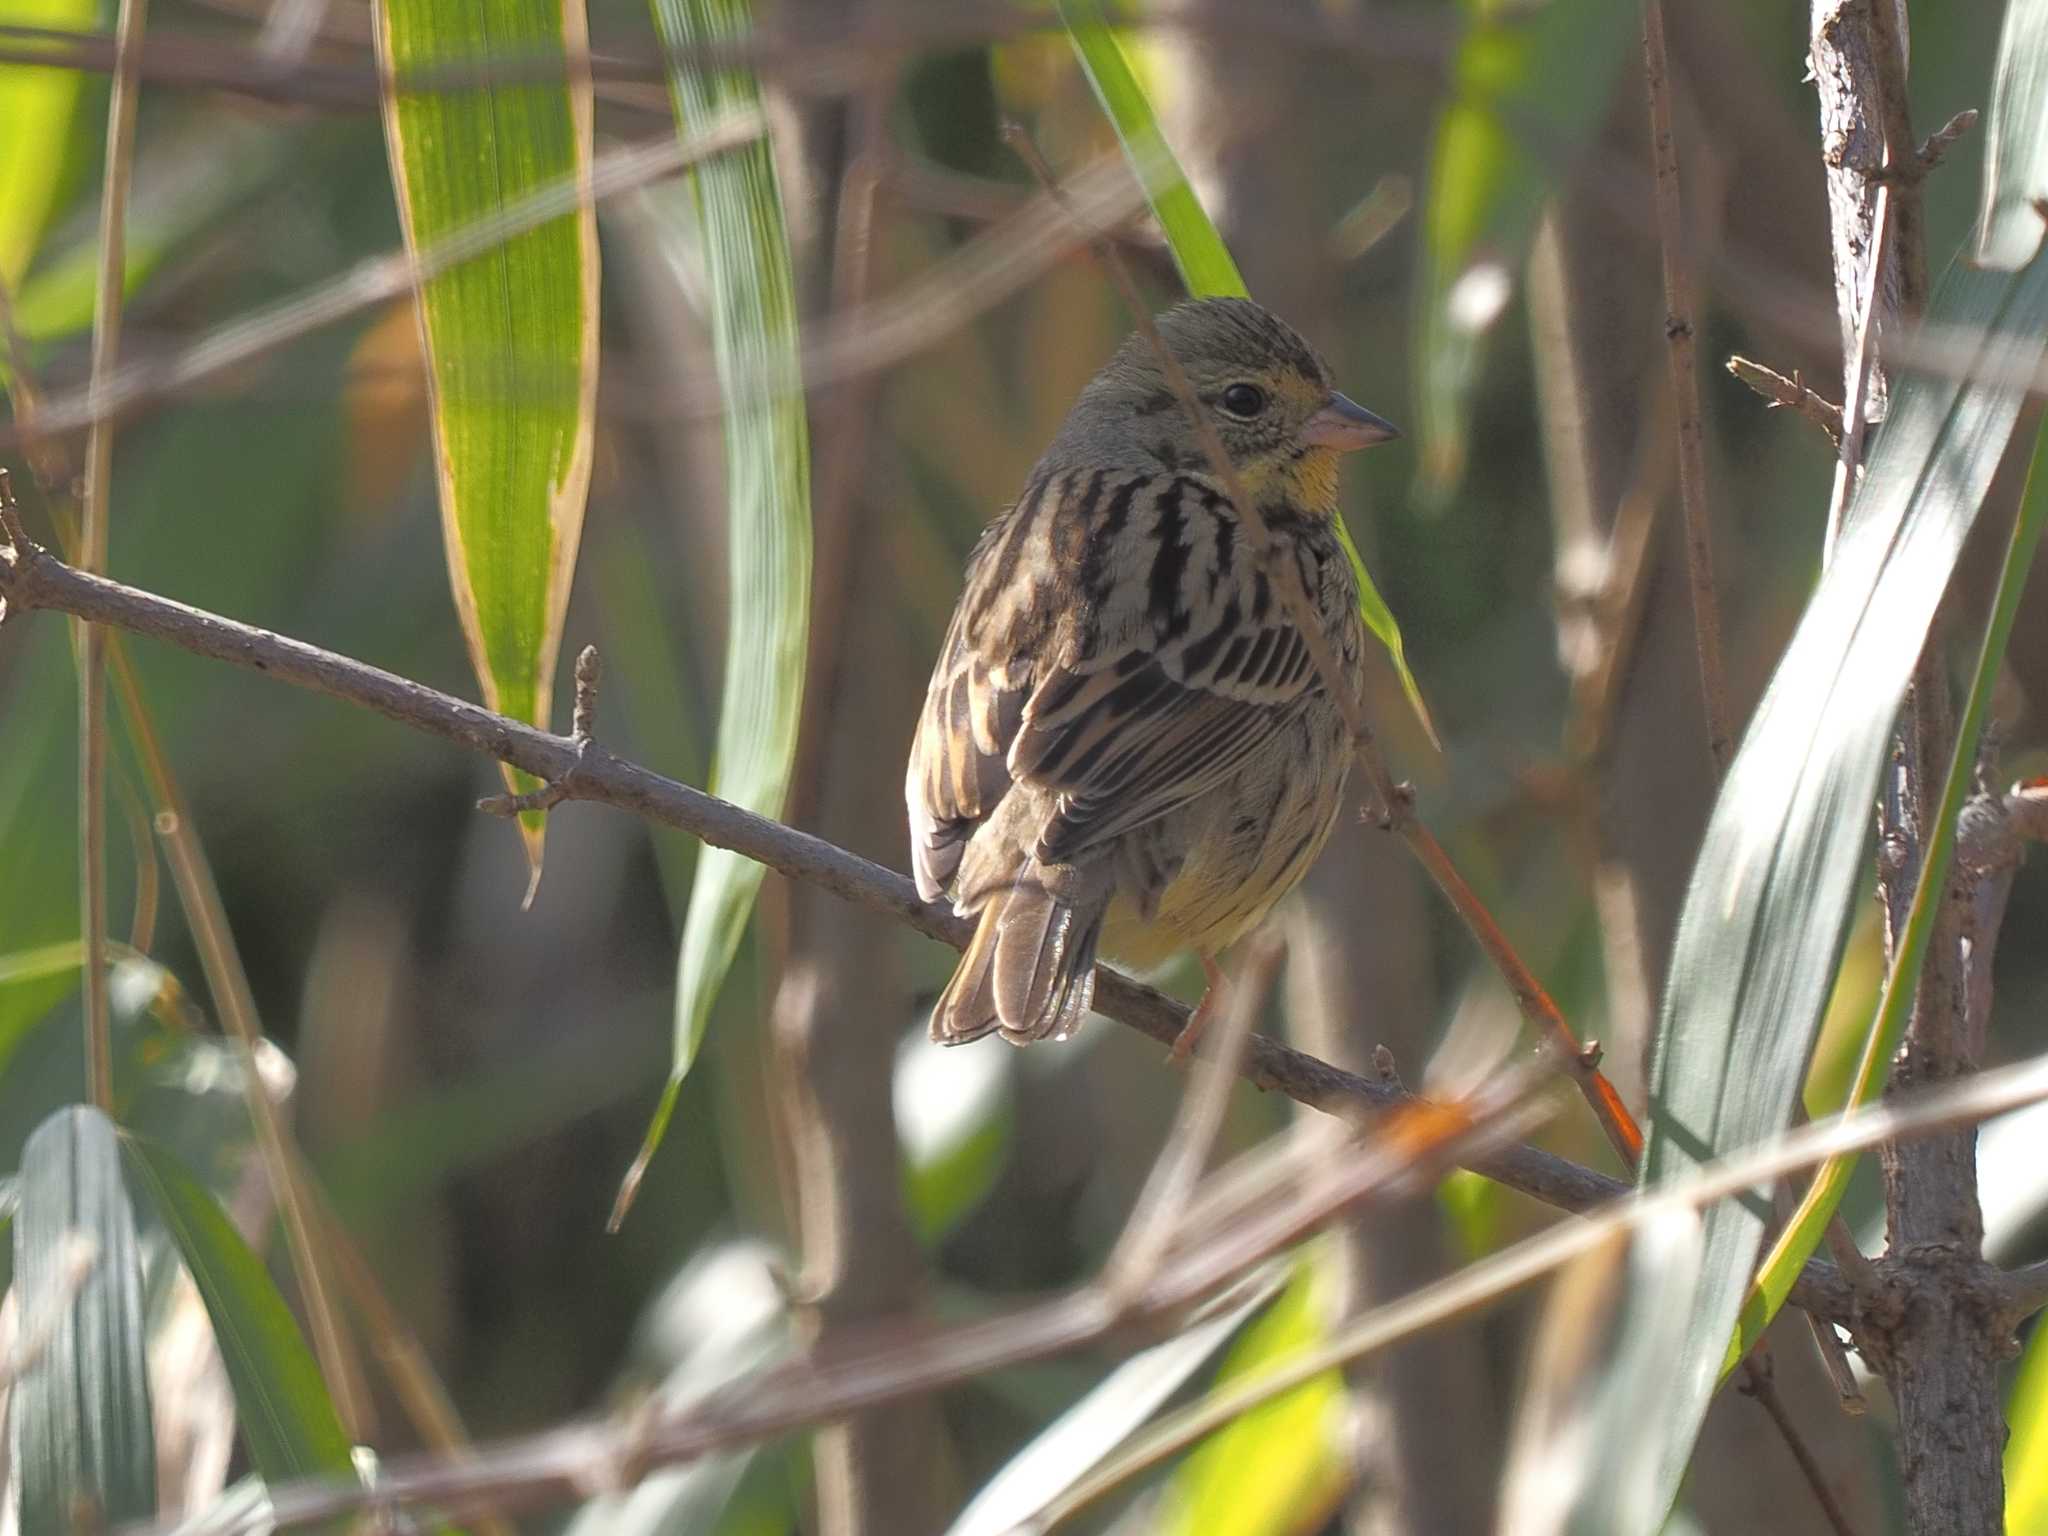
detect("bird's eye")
[1219,383,1267,418]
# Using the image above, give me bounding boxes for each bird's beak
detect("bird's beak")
[1299,392,1401,452]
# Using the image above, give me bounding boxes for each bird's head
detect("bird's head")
[1054,296,1399,517]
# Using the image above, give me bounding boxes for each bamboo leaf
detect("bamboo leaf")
[614,0,811,1222]
[1416,0,1634,497]
[373,0,599,892]
[1723,379,2048,1378]
[121,1133,356,1484]
[1978,0,2048,270]
[13,1106,156,1532]
[1634,251,2048,1522]
[1059,0,1435,742]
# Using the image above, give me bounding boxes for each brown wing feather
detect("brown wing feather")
[1012,617,1319,864]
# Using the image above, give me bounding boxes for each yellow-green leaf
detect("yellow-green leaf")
[1059,0,1435,743]
[373,0,599,891]
[612,0,811,1223]
[2008,1310,2048,1532]
[0,0,97,292]
[1159,1258,1345,1536]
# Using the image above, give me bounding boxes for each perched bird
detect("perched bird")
[907,297,1398,1046]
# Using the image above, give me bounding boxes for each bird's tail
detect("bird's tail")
[931,873,1106,1046]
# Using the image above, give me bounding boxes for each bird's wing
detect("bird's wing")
[1010,603,1320,864]
[906,592,1030,903]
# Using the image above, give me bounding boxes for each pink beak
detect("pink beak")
[1299,392,1401,452]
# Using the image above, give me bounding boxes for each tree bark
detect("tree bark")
[1810,3,2009,1530]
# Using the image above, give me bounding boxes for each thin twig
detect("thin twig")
[75,0,153,1114]
[1726,356,1844,446]
[1003,121,1644,1173]
[0,535,1857,1312]
[1640,0,1731,774]
[1739,1354,1863,1536]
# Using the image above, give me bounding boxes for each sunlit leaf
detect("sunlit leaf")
[122,1133,355,1483]
[1635,251,2048,1520]
[1978,0,2048,270]
[2008,1310,2048,1532]
[13,1106,156,1532]
[1415,0,1634,496]
[615,0,811,1221]
[1058,0,1435,740]
[0,0,97,291]
[944,1268,1283,1536]
[373,0,599,890]
[1158,1258,1345,1536]
[1725,378,2048,1380]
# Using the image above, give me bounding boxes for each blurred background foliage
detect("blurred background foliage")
[4,0,2048,1531]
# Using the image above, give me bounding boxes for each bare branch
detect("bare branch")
[0,532,1862,1324]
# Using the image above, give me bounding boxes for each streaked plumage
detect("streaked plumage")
[907,298,1398,1045]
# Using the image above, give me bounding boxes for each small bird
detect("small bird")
[906,297,1398,1046]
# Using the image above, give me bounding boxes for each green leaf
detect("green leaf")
[1635,250,2048,1520]
[614,0,812,1222]
[373,0,600,890]
[121,1133,356,1483]
[1158,1258,1345,1536]
[0,0,98,291]
[1724,370,2048,1379]
[1058,0,1434,742]
[13,1106,156,1532]
[1057,1,1246,300]
[2008,1310,2048,1532]
[1415,0,1635,496]
[1978,0,2048,270]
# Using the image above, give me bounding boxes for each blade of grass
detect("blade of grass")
[121,1133,356,1484]
[373,0,600,896]
[12,1105,156,1531]
[1723,386,2048,1376]
[1634,249,2048,1519]
[1057,0,1435,742]
[611,0,811,1227]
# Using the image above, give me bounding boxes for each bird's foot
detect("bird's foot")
[1168,953,1229,1064]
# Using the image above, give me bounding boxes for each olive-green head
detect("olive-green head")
[1049,296,1398,515]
